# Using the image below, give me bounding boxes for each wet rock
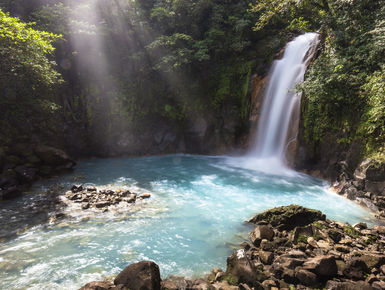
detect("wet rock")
[140,194,151,199]
[95,201,111,208]
[0,186,22,200]
[82,203,90,210]
[303,255,338,279]
[343,258,370,280]
[114,261,161,290]
[248,205,325,230]
[71,185,83,193]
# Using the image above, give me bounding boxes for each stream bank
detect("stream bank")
[80,205,385,290]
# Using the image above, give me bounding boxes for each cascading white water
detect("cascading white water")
[248,33,319,171]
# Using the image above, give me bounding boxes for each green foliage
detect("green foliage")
[0,9,62,144]
[299,0,385,157]
[343,225,359,239]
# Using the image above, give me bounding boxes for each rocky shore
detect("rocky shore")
[332,158,385,220]
[80,205,385,290]
[0,144,76,201]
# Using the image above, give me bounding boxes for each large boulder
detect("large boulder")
[34,145,76,171]
[303,255,338,279]
[114,261,161,290]
[248,205,325,230]
[249,225,274,245]
[225,249,261,286]
[343,258,369,280]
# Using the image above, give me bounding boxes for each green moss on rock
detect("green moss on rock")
[248,204,325,230]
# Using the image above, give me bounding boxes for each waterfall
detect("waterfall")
[248,33,320,171]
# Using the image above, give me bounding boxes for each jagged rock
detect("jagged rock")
[225,250,259,286]
[343,258,370,280]
[191,278,214,289]
[353,222,368,230]
[95,201,111,208]
[295,269,319,287]
[325,280,373,290]
[140,194,151,199]
[71,185,83,193]
[35,145,76,170]
[261,279,277,289]
[303,255,338,279]
[0,186,21,200]
[114,261,161,290]
[282,268,298,284]
[248,205,325,230]
[292,225,314,243]
[259,251,274,265]
[360,254,385,269]
[79,281,114,290]
[327,229,343,243]
[161,276,191,290]
[14,166,37,183]
[372,280,385,290]
[250,225,274,245]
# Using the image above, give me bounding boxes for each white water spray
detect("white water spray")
[247,33,320,172]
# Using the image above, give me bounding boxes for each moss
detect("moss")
[249,204,325,230]
[313,221,327,230]
[343,225,360,239]
[222,274,237,286]
[365,234,378,245]
[297,234,309,243]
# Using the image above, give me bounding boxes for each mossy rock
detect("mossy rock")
[248,205,325,230]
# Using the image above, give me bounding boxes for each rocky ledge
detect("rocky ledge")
[65,184,151,211]
[332,158,385,220]
[80,205,385,290]
[0,144,76,201]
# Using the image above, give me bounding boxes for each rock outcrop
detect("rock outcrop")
[0,144,76,201]
[65,184,150,212]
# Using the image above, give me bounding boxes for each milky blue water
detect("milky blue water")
[0,155,374,289]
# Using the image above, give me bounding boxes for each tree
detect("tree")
[0,9,62,143]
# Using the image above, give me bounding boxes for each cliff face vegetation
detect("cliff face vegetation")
[0,0,288,157]
[0,0,384,179]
